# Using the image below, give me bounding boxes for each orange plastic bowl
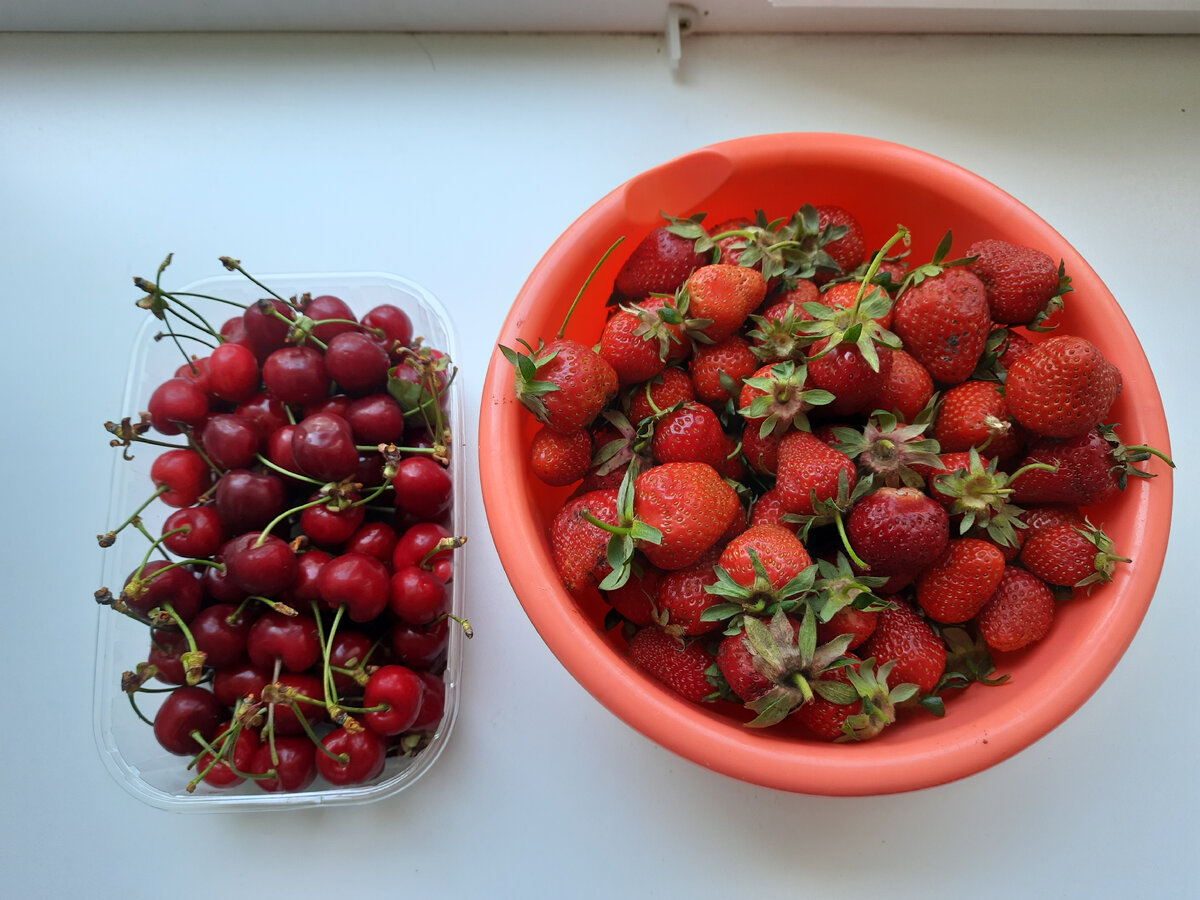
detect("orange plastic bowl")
[479,133,1173,795]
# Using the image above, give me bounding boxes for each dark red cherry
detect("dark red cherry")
[151,449,214,508]
[317,552,390,623]
[214,469,287,535]
[302,294,358,344]
[152,685,224,755]
[363,664,424,736]
[123,559,203,621]
[207,341,261,403]
[162,505,225,560]
[325,331,390,396]
[223,531,297,597]
[361,303,413,355]
[200,413,262,470]
[246,611,321,673]
[190,603,252,668]
[345,393,406,444]
[316,726,386,786]
[262,345,330,405]
[251,735,317,792]
[291,413,359,482]
[147,377,210,435]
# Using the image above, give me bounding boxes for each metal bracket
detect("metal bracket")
[665,4,698,70]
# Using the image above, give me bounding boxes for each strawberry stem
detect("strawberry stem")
[557,237,625,339]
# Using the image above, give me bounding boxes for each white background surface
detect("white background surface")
[1,29,1197,899]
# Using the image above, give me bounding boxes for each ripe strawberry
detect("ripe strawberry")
[806,338,894,416]
[628,626,715,703]
[1005,334,1122,438]
[633,462,740,571]
[976,566,1056,653]
[548,488,620,593]
[716,623,773,702]
[775,429,858,517]
[529,426,592,487]
[689,334,759,408]
[613,224,708,299]
[873,348,935,423]
[501,337,618,434]
[707,215,758,268]
[932,379,1027,461]
[816,605,879,652]
[748,487,798,532]
[683,264,767,343]
[716,523,813,606]
[966,238,1070,327]
[741,423,784,476]
[915,537,1006,624]
[602,563,661,626]
[815,205,867,281]
[1010,424,1173,507]
[817,279,894,330]
[1020,504,1085,536]
[655,549,723,636]
[650,401,728,469]
[845,486,949,581]
[626,366,695,425]
[1020,520,1129,590]
[747,285,819,363]
[891,267,991,384]
[831,411,943,490]
[865,600,947,696]
[597,305,670,386]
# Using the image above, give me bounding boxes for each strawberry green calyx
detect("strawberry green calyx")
[896,230,978,297]
[781,469,873,569]
[592,410,654,478]
[739,361,835,438]
[922,627,1010,716]
[500,339,562,423]
[1097,423,1176,488]
[586,461,662,592]
[809,554,892,623]
[701,550,818,626]
[746,302,813,363]
[832,410,943,490]
[1073,519,1132,590]
[933,448,1055,548]
[838,658,916,742]
[740,608,856,728]
[1026,260,1073,333]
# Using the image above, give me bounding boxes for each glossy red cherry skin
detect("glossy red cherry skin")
[153,685,225,755]
[316,726,387,786]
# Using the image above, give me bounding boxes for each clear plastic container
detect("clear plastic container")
[93,270,466,812]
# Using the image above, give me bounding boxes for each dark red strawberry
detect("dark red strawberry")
[816,605,880,652]
[915,537,1006,624]
[932,379,1027,461]
[1005,334,1122,438]
[628,626,715,703]
[814,205,867,282]
[966,238,1071,327]
[976,565,1056,653]
[865,600,947,696]
[806,338,894,416]
[602,563,662,627]
[892,267,991,384]
[845,486,949,581]
[529,426,592,487]
[1020,520,1129,590]
[794,657,909,742]
[548,488,620,593]
[716,624,773,702]
[654,548,724,636]
[613,224,708,299]
[501,337,618,434]
[626,366,695,425]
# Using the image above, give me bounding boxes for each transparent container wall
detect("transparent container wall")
[94,271,466,812]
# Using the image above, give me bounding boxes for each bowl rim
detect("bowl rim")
[480,133,1173,795]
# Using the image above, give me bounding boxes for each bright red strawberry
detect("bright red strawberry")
[866,600,947,696]
[634,462,740,571]
[807,338,894,416]
[717,523,813,599]
[966,238,1070,327]
[628,626,715,703]
[932,379,1027,461]
[1020,504,1085,536]
[1010,424,1173,507]
[873,348,935,423]
[626,366,695,425]
[816,605,879,652]
[529,426,592,487]
[1005,334,1122,438]
[639,295,693,364]
[683,264,767,343]
[689,334,759,407]
[915,537,1007,624]
[598,305,670,386]
[650,401,728,469]
[976,565,1056,653]
[1020,520,1129,590]
[741,423,783,476]
[845,486,950,581]
[548,488,620,593]
[748,487,798,531]
[818,279,894,329]
[707,216,758,268]
[775,429,857,517]
[891,267,991,384]
[655,548,723,636]
[613,224,708,299]
[602,563,661,626]
[501,337,618,434]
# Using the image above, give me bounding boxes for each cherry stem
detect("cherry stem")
[126,692,154,727]
[99,483,169,546]
[221,258,293,307]
[169,289,248,310]
[244,595,298,617]
[254,497,329,546]
[253,453,324,485]
[436,612,474,639]
[556,236,625,339]
[420,536,467,569]
[155,330,217,350]
[313,601,346,711]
